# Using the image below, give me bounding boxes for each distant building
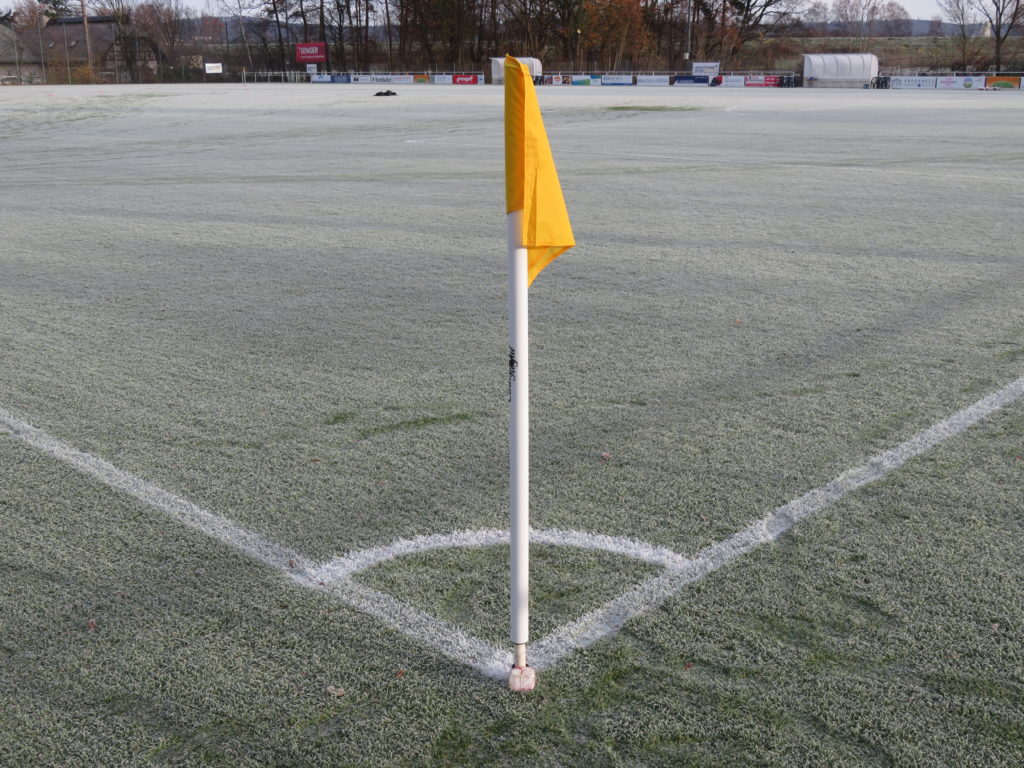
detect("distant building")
[13,15,160,83]
[0,24,41,83]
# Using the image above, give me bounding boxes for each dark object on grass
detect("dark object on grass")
[374,90,397,96]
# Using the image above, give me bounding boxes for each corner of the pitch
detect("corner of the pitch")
[508,665,537,692]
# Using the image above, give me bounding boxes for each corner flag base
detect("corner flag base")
[508,665,536,692]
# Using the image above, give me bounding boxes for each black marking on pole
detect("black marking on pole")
[508,346,517,402]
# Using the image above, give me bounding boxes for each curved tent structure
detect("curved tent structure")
[802,53,879,87]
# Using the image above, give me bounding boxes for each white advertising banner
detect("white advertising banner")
[636,75,670,87]
[890,76,937,89]
[692,62,720,77]
[935,75,987,90]
[204,63,223,74]
[351,74,373,83]
[310,74,332,83]
[601,74,633,85]
[721,75,746,87]
[432,74,453,84]
[389,74,414,84]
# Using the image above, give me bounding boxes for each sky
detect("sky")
[885,0,945,20]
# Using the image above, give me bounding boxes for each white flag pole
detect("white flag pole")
[507,209,536,692]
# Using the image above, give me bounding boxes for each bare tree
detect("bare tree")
[969,0,1023,70]
[832,0,879,42]
[134,0,187,74]
[218,0,256,70]
[803,0,830,31]
[877,0,910,35]
[939,0,984,68]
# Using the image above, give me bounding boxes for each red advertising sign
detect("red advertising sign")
[763,75,781,87]
[295,43,327,63]
[453,74,480,85]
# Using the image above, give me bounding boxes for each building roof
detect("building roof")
[37,17,119,64]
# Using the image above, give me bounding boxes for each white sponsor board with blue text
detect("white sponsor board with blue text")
[890,76,937,89]
[636,75,670,86]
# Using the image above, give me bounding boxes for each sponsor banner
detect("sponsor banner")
[390,74,414,84]
[331,74,351,84]
[986,75,1021,89]
[890,76,937,89]
[453,74,481,84]
[204,62,223,74]
[571,76,591,86]
[721,75,746,87]
[351,74,373,83]
[413,74,430,84]
[744,75,767,87]
[672,75,709,86]
[601,74,633,85]
[763,75,781,87]
[295,43,327,63]
[433,74,453,84]
[636,75,670,86]
[306,64,318,74]
[543,75,571,85]
[692,62,720,77]
[935,75,986,89]
[310,74,332,83]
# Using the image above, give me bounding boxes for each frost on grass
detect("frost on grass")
[351,544,661,645]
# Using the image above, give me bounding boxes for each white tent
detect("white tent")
[802,53,879,87]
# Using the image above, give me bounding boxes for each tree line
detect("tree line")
[3,0,1022,75]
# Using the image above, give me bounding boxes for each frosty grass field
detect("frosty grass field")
[1,82,1023,766]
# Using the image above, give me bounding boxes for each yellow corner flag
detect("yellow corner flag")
[505,55,575,285]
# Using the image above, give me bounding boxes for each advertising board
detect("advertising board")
[936,76,986,89]
[673,76,709,86]
[204,63,222,74]
[413,74,430,83]
[721,75,746,87]
[453,74,482,84]
[310,74,332,83]
[692,62,720,77]
[571,76,592,86]
[433,74,453,84]
[986,76,1021,89]
[744,75,766,87]
[636,75,670,86]
[390,74,414,84]
[601,74,633,85]
[295,43,327,63]
[890,76,937,89]
[331,74,351,83]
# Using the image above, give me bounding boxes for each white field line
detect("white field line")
[2,371,1023,679]
[530,371,1024,669]
[0,406,512,677]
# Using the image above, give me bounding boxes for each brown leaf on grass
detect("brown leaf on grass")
[396,669,405,678]
[326,686,345,697]
[87,619,97,631]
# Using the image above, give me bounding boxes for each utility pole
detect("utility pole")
[37,13,47,84]
[80,0,94,81]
